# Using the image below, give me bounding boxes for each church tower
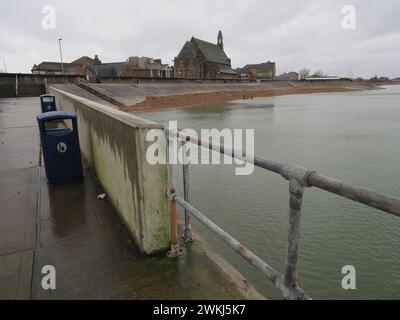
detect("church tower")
[217,31,223,50]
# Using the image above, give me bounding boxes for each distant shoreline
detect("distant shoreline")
[125,81,378,112]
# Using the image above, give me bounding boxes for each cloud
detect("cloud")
[0,0,399,78]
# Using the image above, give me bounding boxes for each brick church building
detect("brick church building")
[174,31,236,79]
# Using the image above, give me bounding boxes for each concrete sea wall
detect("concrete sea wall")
[124,80,378,111]
[49,86,170,255]
[63,80,377,111]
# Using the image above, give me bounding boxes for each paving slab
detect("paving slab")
[0,167,39,256]
[0,97,40,170]
[0,250,33,300]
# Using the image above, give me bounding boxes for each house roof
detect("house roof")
[32,61,70,72]
[192,37,230,65]
[276,72,299,80]
[70,56,94,65]
[218,66,236,74]
[32,55,101,72]
[243,62,275,70]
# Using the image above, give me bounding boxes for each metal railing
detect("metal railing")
[164,127,400,300]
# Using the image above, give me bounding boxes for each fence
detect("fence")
[164,127,400,300]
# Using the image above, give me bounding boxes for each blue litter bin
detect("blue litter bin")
[40,94,57,113]
[37,111,83,183]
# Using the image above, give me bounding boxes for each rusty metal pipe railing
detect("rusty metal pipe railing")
[182,142,193,242]
[171,194,310,300]
[165,131,183,257]
[165,127,400,217]
[167,188,183,257]
[307,173,400,217]
[284,179,304,289]
[164,126,400,299]
[168,188,178,241]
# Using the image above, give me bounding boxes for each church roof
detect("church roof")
[192,37,230,65]
[176,41,197,60]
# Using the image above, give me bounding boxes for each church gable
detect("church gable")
[174,31,236,79]
[176,41,198,60]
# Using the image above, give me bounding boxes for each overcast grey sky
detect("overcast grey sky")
[0,0,399,78]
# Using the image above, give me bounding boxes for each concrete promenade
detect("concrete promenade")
[0,97,260,300]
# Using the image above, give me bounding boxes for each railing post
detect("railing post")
[182,140,193,242]
[167,187,183,257]
[166,130,183,257]
[284,178,305,298]
[15,74,18,97]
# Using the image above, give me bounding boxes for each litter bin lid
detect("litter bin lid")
[37,111,77,123]
[40,94,55,98]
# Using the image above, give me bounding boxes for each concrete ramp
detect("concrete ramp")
[50,84,119,108]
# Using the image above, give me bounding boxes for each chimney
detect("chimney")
[94,55,101,65]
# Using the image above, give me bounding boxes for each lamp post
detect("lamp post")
[0,57,7,73]
[58,38,64,73]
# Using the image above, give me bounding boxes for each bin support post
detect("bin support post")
[284,178,304,295]
[182,141,193,242]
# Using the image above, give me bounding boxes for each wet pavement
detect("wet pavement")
[0,97,255,300]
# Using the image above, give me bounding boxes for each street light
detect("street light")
[58,38,64,73]
[0,57,7,73]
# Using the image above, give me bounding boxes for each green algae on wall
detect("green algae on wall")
[49,87,170,255]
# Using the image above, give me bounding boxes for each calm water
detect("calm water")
[134,85,400,299]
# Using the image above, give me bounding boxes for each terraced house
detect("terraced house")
[31,55,102,77]
[174,31,236,79]
[236,61,276,80]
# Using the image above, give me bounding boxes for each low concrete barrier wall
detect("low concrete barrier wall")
[49,86,170,255]
[0,74,85,98]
